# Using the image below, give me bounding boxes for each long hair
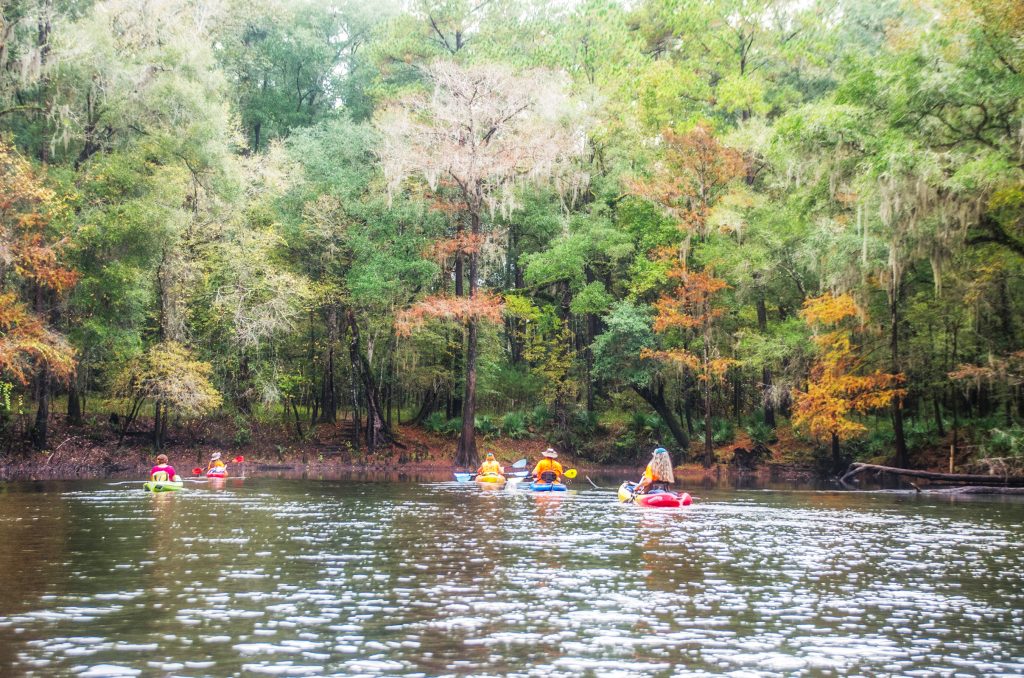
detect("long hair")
[650,452,674,483]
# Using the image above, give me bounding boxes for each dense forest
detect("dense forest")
[0,0,1021,472]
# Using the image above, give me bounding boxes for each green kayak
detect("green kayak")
[143,478,184,492]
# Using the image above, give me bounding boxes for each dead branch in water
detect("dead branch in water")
[840,462,1024,487]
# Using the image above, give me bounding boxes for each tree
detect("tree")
[0,141,76,448]
[591,301,691,454]
[643,268,738,467]
[792,293,905,468]
[112,341,222,450]
[380,60,585,466]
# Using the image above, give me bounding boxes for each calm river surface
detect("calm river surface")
[1,477,1022,677]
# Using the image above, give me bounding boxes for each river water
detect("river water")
[0,476,1022,677]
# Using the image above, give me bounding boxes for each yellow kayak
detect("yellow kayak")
[476,473,506,488]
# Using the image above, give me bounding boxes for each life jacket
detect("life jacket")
[533,458,562,482]
[643,463,670,492]
[478,460,502,475]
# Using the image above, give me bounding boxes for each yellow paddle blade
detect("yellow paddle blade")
[564,468,577,479]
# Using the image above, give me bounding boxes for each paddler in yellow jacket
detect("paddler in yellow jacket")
[476,452,503,478]
[532,447,563,483]
[207,451,227,474]
[633,447,674,494]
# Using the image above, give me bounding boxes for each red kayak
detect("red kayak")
[618,482,692,507]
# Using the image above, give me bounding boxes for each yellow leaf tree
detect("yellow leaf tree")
[793,293,906,468]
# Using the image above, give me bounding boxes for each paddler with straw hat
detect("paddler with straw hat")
[531,447,564,483]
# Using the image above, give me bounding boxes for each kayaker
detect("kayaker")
[207,452,226,474]
[477,452,503,476]
[150,454,178,481]
[633,447,674,494]
[532,448,563,483]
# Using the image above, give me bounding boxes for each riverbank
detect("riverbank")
[0,411,823,482]
[0,408,983,484]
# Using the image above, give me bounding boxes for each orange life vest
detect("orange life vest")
[532,458,563,481]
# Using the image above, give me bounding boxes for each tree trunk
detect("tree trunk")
[755,295,776,427]
[455,317,479,466]
[31,369,50,450]
[412,388,438,425]
[634,382,689,454]
[349,371,361,457]
[319,306,338,424]
[703,378,714,468]
[831,432,841,470]
[455,206,481,468]
[153,401,162,451]
[702,333,714,468]
[933,395,945,438]
[732,373,742,423]
[67,379,83,426]
[890,287,908,467]
[347,310,392,451]
[290,398,304,439]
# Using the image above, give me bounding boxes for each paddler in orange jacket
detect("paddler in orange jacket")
[531,448,563,483]
[477,452,503,477]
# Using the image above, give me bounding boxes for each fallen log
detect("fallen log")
[840,462,1024,487]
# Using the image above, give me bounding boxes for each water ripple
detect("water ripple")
[0,480,1022,676]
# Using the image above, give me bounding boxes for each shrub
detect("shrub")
[501,411,528,439]
[696,418,735,446]
[745,419,778,445]
[423,412,446,434]
[476,414,499,438]
[528,405,551,428]
[712,418,734,445]
[442,416,462,436]
[233,416,252,446]
[983,427,1024,458]
[573,409,598,436]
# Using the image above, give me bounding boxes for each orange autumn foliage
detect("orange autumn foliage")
[424,232,486,264]
[629,124,744,236]
[395,292,504,337]
[792,293,905,443]
[642,266,738,382]
[0,142,78,385]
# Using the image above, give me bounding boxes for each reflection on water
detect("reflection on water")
[0,478,1022,676]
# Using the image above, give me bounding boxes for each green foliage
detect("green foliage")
[233,415,253,447]
[982,427,1024,459]
[1,0,1020,469]
[744,419,778,446]
[475,414,500,438]
[528,405,552,429]
[423,412,447,435]
[697,419,736,446]
[500,411,529,439]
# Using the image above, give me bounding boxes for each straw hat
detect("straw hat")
[211,452,221,461]
[542,448,558,459]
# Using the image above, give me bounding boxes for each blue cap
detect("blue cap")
[653,447,667,455]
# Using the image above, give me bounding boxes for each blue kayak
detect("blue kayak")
[530,481,567,492]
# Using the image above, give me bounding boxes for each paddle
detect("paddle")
[454,458,526,482]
